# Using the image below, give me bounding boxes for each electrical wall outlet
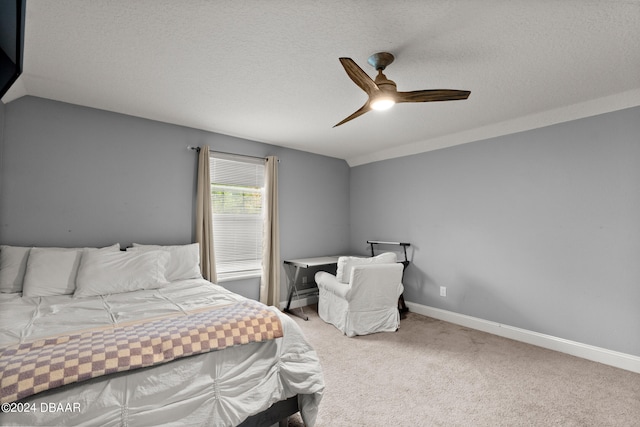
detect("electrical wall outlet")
[440,286,447,297]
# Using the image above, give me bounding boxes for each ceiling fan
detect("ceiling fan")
[334,52,471,127]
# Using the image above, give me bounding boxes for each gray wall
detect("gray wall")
[350,106,640,356]
[3,96,638,356]
[0,96,350,301]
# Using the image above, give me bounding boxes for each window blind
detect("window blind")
[209,154,265,280]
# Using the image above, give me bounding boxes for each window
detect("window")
[210,153,265,281]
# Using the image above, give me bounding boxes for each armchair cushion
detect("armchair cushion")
[335,252,397,283]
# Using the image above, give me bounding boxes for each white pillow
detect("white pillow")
[22,244,120,297]
[336,252,397,284]
[23,248,82,297]
[129,243,202,281]
[0,245,32,293]
[75,249,170,297]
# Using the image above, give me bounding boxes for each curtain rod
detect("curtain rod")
[187,146,277,162]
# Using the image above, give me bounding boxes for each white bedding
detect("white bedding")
[0,279,324,426]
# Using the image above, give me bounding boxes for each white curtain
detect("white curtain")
[260,156,280,306]
[196,145,217,282]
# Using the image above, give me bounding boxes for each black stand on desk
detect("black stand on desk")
[367,240,411,315]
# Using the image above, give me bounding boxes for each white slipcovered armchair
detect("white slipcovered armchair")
[314,252,404,337]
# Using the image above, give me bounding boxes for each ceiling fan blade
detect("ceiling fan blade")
[339,58,378,95]
[396,89,471,103]
[333,102,372,127]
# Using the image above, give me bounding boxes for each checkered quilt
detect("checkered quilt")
[0,299,283,404]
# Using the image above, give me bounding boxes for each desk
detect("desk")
[283,256,340,320]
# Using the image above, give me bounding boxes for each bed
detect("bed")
[0,243,324,426]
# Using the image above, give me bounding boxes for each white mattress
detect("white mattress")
[0,279,324,426]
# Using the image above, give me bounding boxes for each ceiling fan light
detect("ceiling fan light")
[371,98,395,111]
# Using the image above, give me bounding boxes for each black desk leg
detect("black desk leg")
[398,260,410,317]
[398,294,408,315]
[283,265,309,321]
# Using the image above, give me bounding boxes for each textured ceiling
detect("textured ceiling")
[4,0,640,166]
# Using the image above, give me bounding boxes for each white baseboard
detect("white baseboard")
[405,301,640,374]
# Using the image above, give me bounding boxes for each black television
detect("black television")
[0,0,25,99]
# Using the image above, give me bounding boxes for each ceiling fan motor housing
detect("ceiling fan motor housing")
[370,52,397,95]
[375,72,397,90]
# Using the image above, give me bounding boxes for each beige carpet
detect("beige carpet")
[285,306,640,427]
